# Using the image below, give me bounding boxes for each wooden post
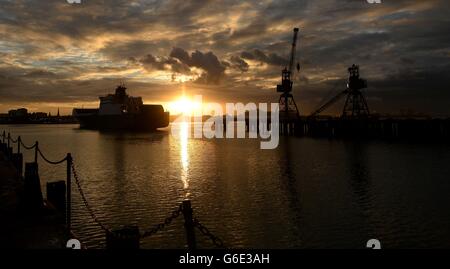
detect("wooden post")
[7,147,13,159]
[66,153,72,231]
[182,200,196,250]
[11,153,23,175]
[34,141,39,163]
[47,181,66,221]
[7,133,12,158]
[24,162,43,211]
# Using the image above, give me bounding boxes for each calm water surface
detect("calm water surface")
[3,124,450,248]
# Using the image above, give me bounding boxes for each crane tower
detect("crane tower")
[310,64,370,118]
[277,28,300,120]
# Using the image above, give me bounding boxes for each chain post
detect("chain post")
[66,153,72,232]
[2,130,5,143]
[182,200,197,250]
[34,141,39,163]
[7,132,10,148]
[17,136,21,154]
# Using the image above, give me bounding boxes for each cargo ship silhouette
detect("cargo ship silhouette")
[73,84,169,130]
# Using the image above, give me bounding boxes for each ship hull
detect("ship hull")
[76,112,169,131]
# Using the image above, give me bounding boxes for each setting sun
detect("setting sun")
[167,96,202,115]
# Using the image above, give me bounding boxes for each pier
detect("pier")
[277,117,450,139]
[0,130,224,249]
[0,133,68,248]
[222,114,450,140]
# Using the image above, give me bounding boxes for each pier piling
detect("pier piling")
[182,200,197,250]
[11,153,23,175]
[47,181,66,220]
[7,147,13,159]
[66,153,72,231]
[23,162,44,211]
[0,142,6,153]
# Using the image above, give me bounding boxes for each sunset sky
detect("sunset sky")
[0,0,449,116]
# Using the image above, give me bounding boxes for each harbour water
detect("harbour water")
[2,124,450,248]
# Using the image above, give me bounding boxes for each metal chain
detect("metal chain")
[9,136,18,143]
[72,161,189,241]
[20,139,37,150]
[71,158,225,248]
[140,204,183,238]
[71,161,112,234]
[37,148,67,165]
[193,218,225,248]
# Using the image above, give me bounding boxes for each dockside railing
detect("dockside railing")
[1,130,224,249]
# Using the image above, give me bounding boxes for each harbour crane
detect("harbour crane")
[277,28,301,119]
[309,64,370,118]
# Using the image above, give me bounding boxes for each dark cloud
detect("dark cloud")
[139,53,192,75]
[22,70,59,79]
[241,49,287,66]
[364,66,450,115]
[240,51,255,60]
[100,40,172,61]
[229,56,249,72]
[170,48,226,84]
[139,54,168,71]
[0,67,176,104]
[170,48,191,66]
[371,66,450,93]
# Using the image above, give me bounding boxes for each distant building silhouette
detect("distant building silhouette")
[8,108,29,123]
[0,107,77,124]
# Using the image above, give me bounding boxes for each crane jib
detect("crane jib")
[288,28,299,74]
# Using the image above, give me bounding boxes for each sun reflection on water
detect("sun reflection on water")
[179,121,190,197]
